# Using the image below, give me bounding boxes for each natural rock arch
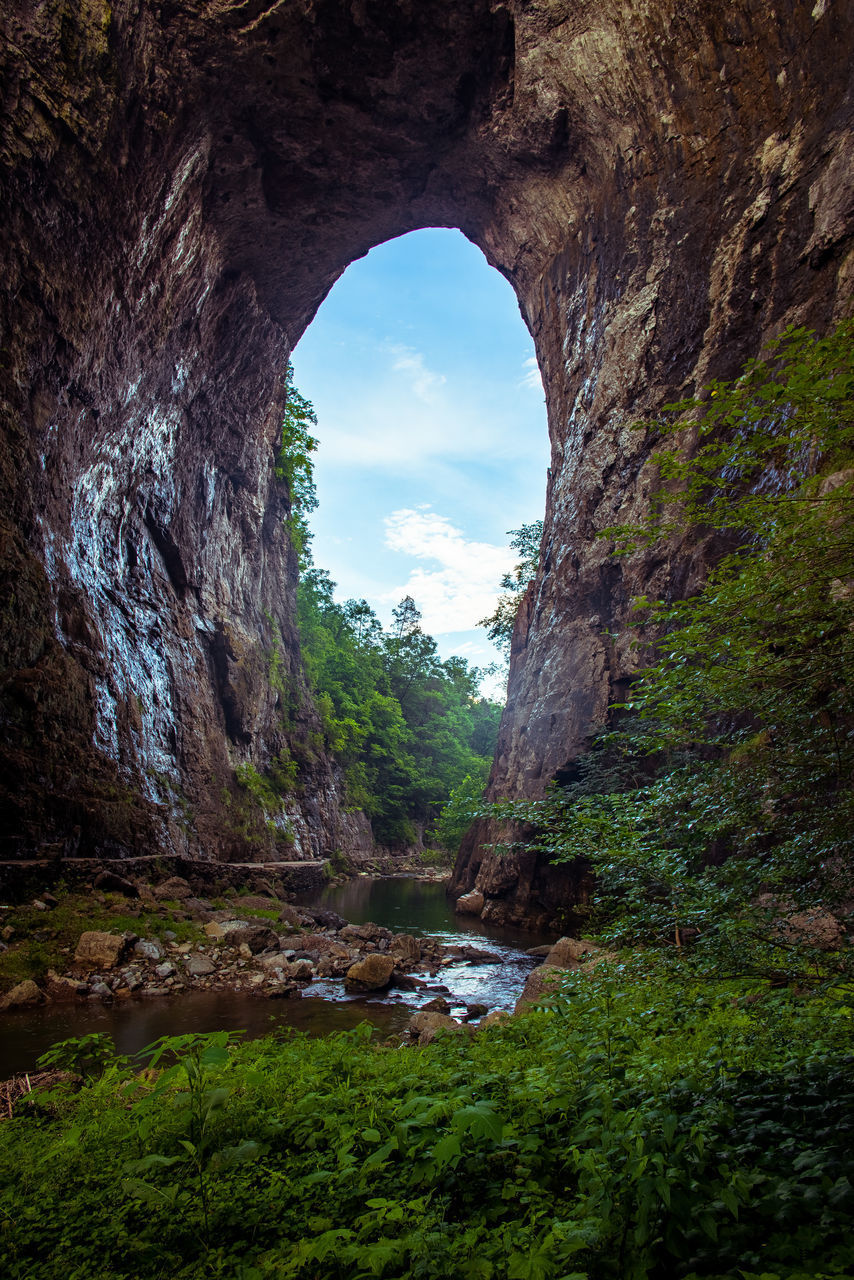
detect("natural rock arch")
[1,1,852,915]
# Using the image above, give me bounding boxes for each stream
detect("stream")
[0,875,556,1077]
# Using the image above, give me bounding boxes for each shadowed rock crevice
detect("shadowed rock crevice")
[1,2,852,912]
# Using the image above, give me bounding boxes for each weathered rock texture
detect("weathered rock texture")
[1,2,852,897]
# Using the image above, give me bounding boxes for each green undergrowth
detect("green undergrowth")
[0,893,204,992]
[1,959,852,1280]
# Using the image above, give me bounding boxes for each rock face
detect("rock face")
[1,3,853,903]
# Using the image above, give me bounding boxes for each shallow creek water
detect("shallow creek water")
[1,875,556,1076]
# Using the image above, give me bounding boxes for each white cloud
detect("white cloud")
[521,355,544,393]
[386,343,446,402]
[382,507,510,634]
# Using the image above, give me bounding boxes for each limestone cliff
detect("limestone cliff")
[0,1,852,888]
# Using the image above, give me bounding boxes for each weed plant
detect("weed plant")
[1,960,852,1279]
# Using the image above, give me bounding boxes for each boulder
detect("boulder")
[0,979,44,1009]
[226,924,280,954]
[390,933,421,963]
[515,964,567,1013]
[302,907,348,931]
[184,897,214,920]
[464,1002,490,1021]
[74,931,128,969]
[455,890,484,916]
[153,877,193,901]
[543,936,613,969]
[479,1010,511,1030]
[93,870,139,898]
[407,1011,472,1045]
[345,954,395,990]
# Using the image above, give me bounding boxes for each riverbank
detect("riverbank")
[0,869,561,1074]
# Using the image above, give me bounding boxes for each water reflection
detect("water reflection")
[298,875,553,950]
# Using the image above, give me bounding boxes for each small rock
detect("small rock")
[134,939,164,962]
[75,931,128,970]
[340,922,392,945]
[345,953,395,990]
[32,900,48,911]
[543,936,612,969]
[423,996,451,1013]
[0,979,44,1009]
[154,962,175,980]
[464,1002,490,1021]
[186,954,215,976]
[90,981,113,1002]
[93,871,139,898]
[1,926,13,941]
[153,877,193,901]
[163,930,177,942]
[515,964,567,1013]
[226,924,280,954]
[41,892,59,908]
[526,945,553,958]
[184,897,214,919]
[205,921,226,940]
[235,894,281,911]
[142,986,170,998]
[238,943,253,959]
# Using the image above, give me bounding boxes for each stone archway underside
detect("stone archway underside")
[1,1,852,918]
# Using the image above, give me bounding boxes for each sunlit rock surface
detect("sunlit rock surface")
[1,2,852,906]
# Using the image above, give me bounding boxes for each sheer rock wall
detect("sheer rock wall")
[1,1,852,890]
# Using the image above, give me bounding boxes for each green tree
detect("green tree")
[478,520,543,654]
[276,363,318,567]
[485,321,854,976]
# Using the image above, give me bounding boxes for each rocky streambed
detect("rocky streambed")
[0,872,612,1075]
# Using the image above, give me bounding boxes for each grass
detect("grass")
[0,893,205,992]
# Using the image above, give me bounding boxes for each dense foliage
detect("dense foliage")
[2,963,852,1279]
[480,322,854,978]
[297,575,500,845]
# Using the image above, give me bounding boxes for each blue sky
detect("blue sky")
[290,228,549,696]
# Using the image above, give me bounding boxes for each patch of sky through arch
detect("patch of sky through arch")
[290,228,548,698]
